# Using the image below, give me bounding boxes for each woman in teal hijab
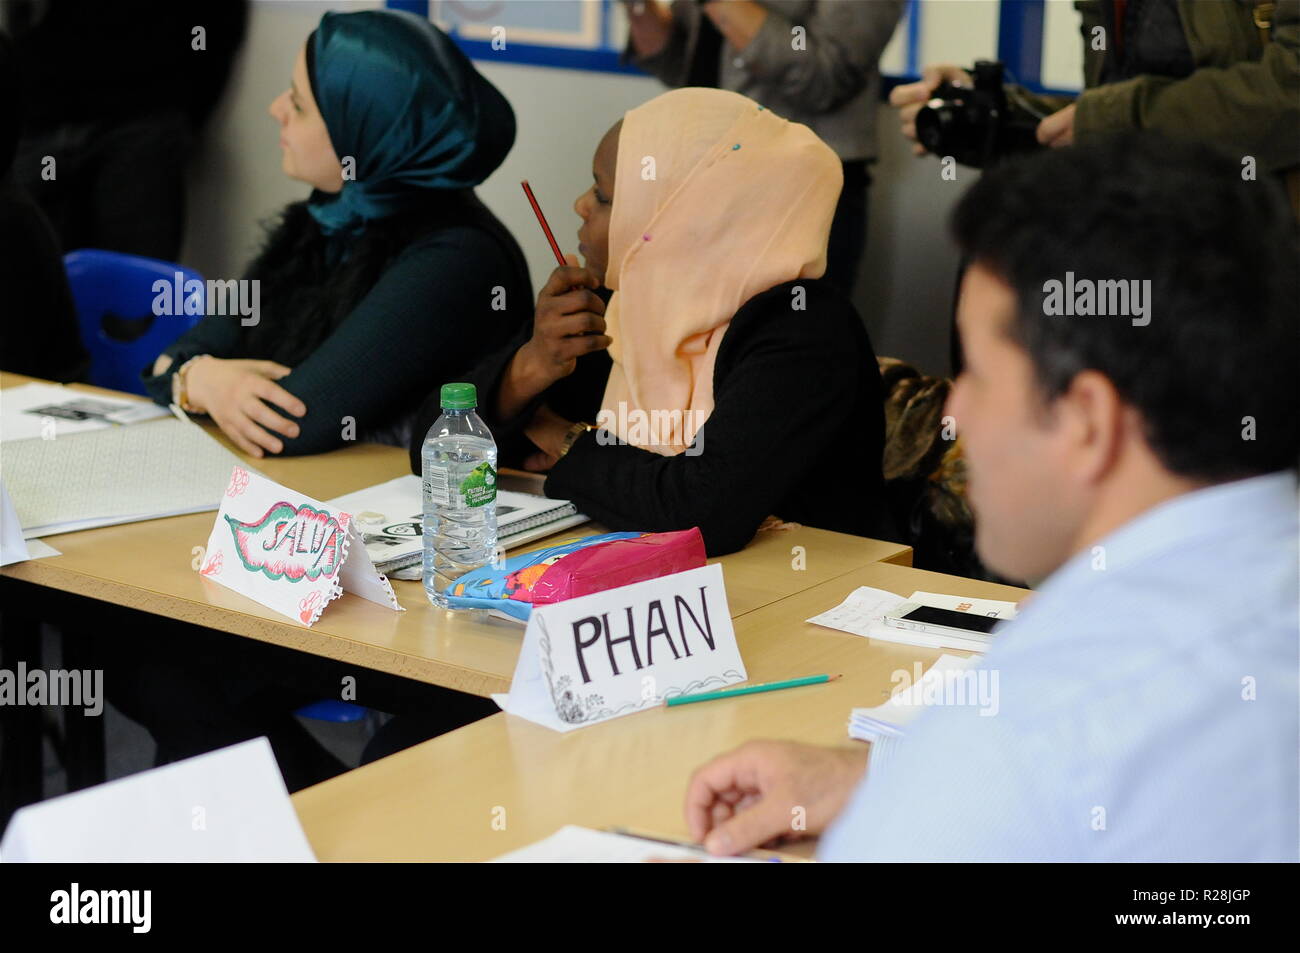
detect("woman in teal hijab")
[117,11,524,790]
[305,8,517,235]
[144,9,530,458]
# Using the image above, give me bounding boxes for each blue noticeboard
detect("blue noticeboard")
[390,0,642,74]
[390,0,1079,96]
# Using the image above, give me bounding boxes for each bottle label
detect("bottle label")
[458,461,497,508]
[423,466,452,507]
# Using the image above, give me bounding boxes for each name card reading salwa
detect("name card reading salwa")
[199,466,403,626]
[497,563,746,731]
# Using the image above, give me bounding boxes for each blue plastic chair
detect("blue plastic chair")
[63,249,206,396]
[64,253,370,730]
[295,700,369,723]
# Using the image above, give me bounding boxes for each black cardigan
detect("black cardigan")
[408,278,896,556]
[144,192,531,455]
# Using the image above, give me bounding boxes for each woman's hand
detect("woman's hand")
[497,258,611,420]
[521,404,574,473]
[184,357,307,458]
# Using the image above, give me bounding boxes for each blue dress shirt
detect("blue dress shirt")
[820,471,1299,861]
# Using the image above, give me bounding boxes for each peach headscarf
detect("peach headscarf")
[597,87,842,455]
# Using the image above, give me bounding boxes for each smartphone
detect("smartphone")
[882,602,1001,638]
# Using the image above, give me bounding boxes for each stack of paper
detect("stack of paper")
[806,586,1018,653]
[848,653,979,742]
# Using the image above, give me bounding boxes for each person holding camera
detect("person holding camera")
[623,0,906,295]
[892,0,1300,214]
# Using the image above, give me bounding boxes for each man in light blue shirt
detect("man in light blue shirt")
[683,133,1299,862]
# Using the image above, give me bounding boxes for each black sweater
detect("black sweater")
[144,192,531,455]
[409,278,896,556]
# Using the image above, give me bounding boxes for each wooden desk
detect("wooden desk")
[0,374,912,695]
[292,561,1030,861]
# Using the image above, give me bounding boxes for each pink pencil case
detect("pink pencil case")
[529,527,706,607]
[446,528,706,619]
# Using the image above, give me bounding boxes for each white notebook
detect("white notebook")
[327,474,588,578]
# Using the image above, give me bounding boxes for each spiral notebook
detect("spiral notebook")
[327,475,588,579]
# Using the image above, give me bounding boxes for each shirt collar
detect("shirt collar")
[1037,469,1297,599]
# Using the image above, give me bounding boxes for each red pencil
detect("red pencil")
[521,179,569,267]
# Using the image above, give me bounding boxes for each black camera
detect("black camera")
[914,60,1041,168]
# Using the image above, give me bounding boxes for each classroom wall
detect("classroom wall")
[181,0,1085,378]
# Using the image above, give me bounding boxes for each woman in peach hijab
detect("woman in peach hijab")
[410,87,894,555]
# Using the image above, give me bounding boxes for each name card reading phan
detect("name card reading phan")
[497,563,746,732]
[200,466,403,626]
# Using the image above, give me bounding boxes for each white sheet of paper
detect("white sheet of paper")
[490,826,762,863]
[18,538,61,561]
[0,382,166,442]
[0,738,315,862]
[2,480,61,564]
[498,563,746,732]
[806,585,906,634]
[907,590,1020,620]
[200,467,403,626]
[0,478,30,566]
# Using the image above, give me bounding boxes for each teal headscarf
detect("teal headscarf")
[305,10,516,237]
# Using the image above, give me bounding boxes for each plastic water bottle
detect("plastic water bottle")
[421,382,498,609]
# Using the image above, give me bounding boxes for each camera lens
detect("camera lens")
[915,99,956,155]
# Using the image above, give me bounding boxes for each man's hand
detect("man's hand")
[701,0,768,51]
[1036,103,1076,148]
[889,64,974,155]
[185,357,305,458]
[623,0,674,58]
[684,740,868,855]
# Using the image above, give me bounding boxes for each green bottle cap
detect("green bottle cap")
[439,382,477,410]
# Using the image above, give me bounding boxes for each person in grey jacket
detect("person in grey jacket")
[624,0,905,294]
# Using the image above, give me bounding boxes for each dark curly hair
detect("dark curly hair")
[952,131,1300,481]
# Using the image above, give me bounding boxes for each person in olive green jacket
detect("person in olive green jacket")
[892,0,1300,211]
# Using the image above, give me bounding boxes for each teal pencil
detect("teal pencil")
[664,673,841,707]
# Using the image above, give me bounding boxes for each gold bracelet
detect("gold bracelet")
[171,354,209,414]
[556,421,594,460]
